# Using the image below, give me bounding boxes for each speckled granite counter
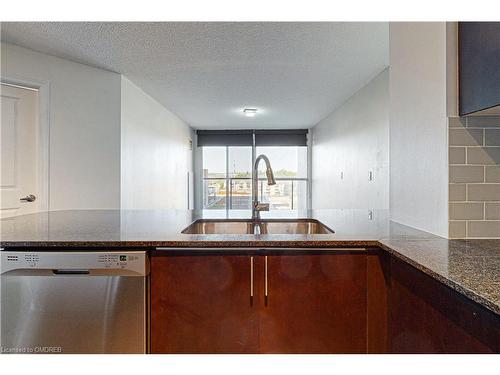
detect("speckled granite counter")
[1,209,499,316]
[0,209,391,247]
[379,239,500,316]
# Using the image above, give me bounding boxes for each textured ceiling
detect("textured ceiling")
[1,22,389,129]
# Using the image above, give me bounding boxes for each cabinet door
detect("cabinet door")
[151,255,260,353]
[390,256,500,353]
[259,253,367,353]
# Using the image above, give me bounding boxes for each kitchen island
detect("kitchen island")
[1,209,499,353]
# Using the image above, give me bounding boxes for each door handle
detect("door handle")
[20,194,36,202]
[53,269,90,275]
[264,256,268,305]
[250,256,254,305]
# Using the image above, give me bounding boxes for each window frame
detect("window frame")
[198,135,311,213]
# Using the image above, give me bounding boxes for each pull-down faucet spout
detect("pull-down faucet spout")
[252,154,276,221]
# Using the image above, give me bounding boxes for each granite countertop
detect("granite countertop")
[0,209,391,248]
[1,209,499,316]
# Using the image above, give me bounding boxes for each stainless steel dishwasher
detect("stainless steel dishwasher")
[0,250,149,354]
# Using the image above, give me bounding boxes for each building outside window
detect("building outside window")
[202,146,252,210]
[255,146,308,210]
[198,130,309,211]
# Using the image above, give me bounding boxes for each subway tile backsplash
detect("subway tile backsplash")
[449,128,483,146]
[485,166,500,183]
[485,129,500,146]
[466,117,500,127]
[449,147,466,164]
[467,184,500,201]
[449,184,466,201]
[467,221,500,238]
[449,220,467,238]
[466,147,500,165]
[485,203,500,220]
[449,202,484,220]
[449,165,484,183]
[448,116,500,238]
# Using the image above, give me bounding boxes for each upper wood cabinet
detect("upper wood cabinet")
[151,251,368,354]
[459,22,500,116]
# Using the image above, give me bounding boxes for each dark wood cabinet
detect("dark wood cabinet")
[151,250,500,354]
[366,250,391,353]
[151,255,260,353]
[389,257,500,353]
[151,251,367,354]
[259,253,366,353]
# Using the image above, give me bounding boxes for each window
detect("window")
[228,146,253,209]
[202,147,226,209]
[256,146,308,210]
[199,130,309,211]
[202,146,253,210]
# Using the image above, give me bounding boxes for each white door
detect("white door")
[1,84,40,218]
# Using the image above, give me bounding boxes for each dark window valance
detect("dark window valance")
[196,130,253,146]
[254,129,308,146]
[197,129,308,147]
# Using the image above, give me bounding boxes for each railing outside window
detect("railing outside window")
[201,143,309,211]
[203,177,308,210]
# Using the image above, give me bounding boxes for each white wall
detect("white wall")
[312,69,389,209]
[446,22,459,118]
[1,42,121,210]
[121,77,194,209]
[389,23,449,237]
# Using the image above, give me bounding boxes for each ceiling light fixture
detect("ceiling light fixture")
[243,108,257,117]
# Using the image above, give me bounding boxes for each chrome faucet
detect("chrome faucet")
[252,154,276,221]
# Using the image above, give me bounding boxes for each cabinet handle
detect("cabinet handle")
[250,256,254,305]
[264,256,268,305]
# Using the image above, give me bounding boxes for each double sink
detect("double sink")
[182,219,334,235]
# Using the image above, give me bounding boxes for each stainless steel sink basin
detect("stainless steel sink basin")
[181,219,334,235]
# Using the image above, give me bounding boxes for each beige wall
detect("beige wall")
[120,77,194,210]
[389,22,450,237]
[311,69,389,210]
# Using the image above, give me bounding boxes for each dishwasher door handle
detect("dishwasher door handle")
[1,268,145,277]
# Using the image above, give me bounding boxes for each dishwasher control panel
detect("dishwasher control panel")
[1,251,148,275]
[96,253,144,268]
[5,253,41,268]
